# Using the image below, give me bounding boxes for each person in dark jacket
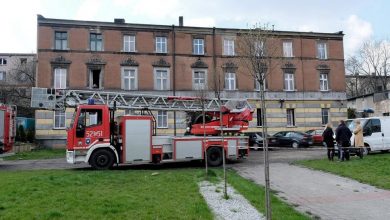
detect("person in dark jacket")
[335,120,352,161]
[322,123,335,161]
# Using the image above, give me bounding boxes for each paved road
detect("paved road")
[235,149,390,220]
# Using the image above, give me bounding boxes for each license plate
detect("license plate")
[308,142,313,145]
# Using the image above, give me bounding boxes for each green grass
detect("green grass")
[3,149,65,161]
[0,169,212,220]
[295,153,390,190]
[222,170,310,220]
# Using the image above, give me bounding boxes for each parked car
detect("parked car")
[268,131,313,148]
[242,132,269,150]
[305,129,324,145]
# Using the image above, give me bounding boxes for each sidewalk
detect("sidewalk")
[236,163,390,220]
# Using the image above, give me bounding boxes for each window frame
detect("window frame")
[121,67,138,90]
[256,108,263,127]
[90,33,103,51]
[282,40,293,57]
[320,72,329,91]
[224,72,237,90]
[192,69,207,90]
[54,68,67,89]
[286,108,295,127]
[0,58,7,65]
[157,110,168,128]
[317,42,328,60]
[54,31,68,50]
[154,68,170,90]
[155,36,167,53]
[223,38,235,56]
[193,38,205,55]
[284,72,295,91]
[53,110,66,129]
[123,35,136,52]
[321,108,330,125]
[0,71,5,81]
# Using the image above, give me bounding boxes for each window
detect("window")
[90,33,103,51]
[286,109,295,127]
[254,41,264,57]
[20,58,27,65]
[157,110,168,128]
[283,41,293,57]
[54,68,67,89]
[55,31,68,50]
[256,108,263,127]
[284,73,295,91]
[193,70,207,90]
[54,110,66,129]
[255,76,267,91]
[0,58,7,65]
[317,42,327,59]
[193,38,204,55]
[156,36,167,53]
[224,72,236,90]
[320,73,329,91]
[123,35,136,52]
[77,109,103,128]
[223,39,235,56]
[321,108,330,125]
[0,71,5,81]
[122,68,138,90]
[154,68,169,90]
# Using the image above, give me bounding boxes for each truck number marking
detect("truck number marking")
[86,131,103,137]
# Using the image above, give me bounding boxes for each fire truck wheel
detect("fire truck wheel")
[90,149,115,170]
[207,147,223,167]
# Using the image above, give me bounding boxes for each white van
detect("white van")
[348,117,390,154]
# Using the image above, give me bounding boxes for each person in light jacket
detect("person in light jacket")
[322,123,335,161]
[353,120,364,159]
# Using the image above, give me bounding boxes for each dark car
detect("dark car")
[242,132,269,150]
[305,129,324,145]
[268,131,313,148]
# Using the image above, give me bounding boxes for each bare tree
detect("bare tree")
[346,39,390,97]
[236,23,280,220]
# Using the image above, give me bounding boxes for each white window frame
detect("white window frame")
[0,58,7,65]
[254,75,267,91]
[254,41,265,57]
[317,42,328,59]
[320,73,329,91]
[321,108,330,125]
[223,39,235,56]
[90,33,103,51]
[121,67,138,90]
[53,110,66,129]
[284,73,295,91]
[54,68,67,89]
[225,72,236,90]
[123,35,136,52]
[156,36,167,53]
[54,31,68,50]
[283,41,293,57]
[157,110,168,128]
[193,38,204,55]
[154,68,170,90]
[286,109,295,127]
[192,69,207,90]
[0,71,5,81]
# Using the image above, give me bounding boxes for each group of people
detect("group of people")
[322,120,364,161]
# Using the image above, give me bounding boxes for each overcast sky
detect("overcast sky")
[1,0,388,57]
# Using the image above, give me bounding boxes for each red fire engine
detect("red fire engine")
[31,88,252,169]
[0,104,16,154]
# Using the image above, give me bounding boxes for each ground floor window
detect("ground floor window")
[54,110,66,129]
[286,109,295,127]
[321,108,330,125]
[256,108,263,127]
[157,110,168,128]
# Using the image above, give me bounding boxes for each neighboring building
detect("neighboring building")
[347,90,390,117]
[0,53,36,117]
[35,15,347,147]
[346,74,390,98]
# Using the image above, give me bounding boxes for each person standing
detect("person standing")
[322,123,335,161]
[353,120,364,159]
[335,120,352,161]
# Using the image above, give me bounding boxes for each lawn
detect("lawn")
[295,153,390,190]
[0,168,309,219]
[3,149,65,161]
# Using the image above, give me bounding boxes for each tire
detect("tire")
[363,145,370,155]
[90,149,115,170]
[291,141,299,149]
[207,147,223,167]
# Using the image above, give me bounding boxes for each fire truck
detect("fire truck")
[0,104,16,154]
[31,88,252,169]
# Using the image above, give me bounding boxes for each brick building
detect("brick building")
[35,15,347,147]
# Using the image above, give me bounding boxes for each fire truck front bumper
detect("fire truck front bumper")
[66,150,86,164]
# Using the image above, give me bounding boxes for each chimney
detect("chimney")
[179,16,183,27]
[114,18,125,24]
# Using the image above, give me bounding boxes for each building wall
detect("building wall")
[35,16,347,147]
